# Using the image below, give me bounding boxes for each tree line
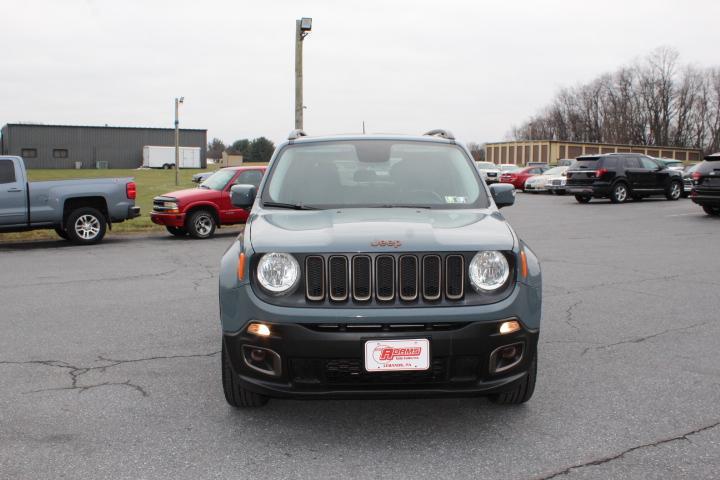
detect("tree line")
[511,47,720,154]
[206,137,276,163]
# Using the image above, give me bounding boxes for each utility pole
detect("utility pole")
[295,18,312,130]
[174,96,184,186]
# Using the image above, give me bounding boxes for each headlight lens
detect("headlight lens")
[257,253,300,294]
[468,251,510,292]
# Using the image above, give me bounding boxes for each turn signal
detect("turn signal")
[247,322,271,337]
[499,320,521,335]
[520,250,528,278]
[237,253,246,281]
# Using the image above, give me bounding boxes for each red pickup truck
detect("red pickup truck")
[151,166,266,238]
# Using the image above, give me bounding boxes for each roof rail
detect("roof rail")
[288,129,308,141]
[423,129,455,141]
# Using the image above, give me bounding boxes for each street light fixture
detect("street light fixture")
[174,96,184,186]
[295,17,312,129]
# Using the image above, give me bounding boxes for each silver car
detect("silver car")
[475,161,502,184]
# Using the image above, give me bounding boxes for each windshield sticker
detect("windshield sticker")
[444,196,467,204]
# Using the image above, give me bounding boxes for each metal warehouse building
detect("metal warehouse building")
[0,123,207,169]
[485,140,703,166]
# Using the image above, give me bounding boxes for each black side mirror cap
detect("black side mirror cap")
[231,184,257,208]
[489,183,516,209]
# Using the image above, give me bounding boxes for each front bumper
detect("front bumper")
[221,281,541,399]
[224,320,538,399]
[150,211,186,227]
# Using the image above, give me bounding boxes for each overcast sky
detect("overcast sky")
[2,0,718,146]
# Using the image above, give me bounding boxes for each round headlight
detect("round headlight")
[257,253,300,294]
[468,251,510,292]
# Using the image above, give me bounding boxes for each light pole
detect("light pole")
[295,17,312,130]
[174,96,184,186]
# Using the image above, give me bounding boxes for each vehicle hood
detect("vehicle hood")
[248,208,516,253]
[158,187,220,203]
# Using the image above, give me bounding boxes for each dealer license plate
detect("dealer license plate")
[364,339,430,372]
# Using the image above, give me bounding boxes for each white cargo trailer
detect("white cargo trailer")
[142,146,201,169]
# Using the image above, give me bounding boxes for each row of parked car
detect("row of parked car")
[476,153,720,215]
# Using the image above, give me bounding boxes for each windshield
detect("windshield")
[544,166,567,176]
[475,162,495,170]
[199,170,235,191]
[500,164,520,171]
[262,140,488,209]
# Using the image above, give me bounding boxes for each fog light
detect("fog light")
[241,345,282,376]
[247,322,271,337]
[489,342,524,374]
[499,320,520,335]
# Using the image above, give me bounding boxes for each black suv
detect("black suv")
[690,152,720,216]
[566,153,684,204]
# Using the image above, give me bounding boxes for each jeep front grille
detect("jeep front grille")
[305,253,466,303]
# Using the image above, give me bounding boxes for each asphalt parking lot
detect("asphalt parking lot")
[1,194,719,480]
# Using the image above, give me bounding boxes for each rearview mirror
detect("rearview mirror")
[489,183,515,208]
[231,184,257,208]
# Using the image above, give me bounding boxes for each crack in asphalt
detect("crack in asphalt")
[580,321,711,357]
[0,350,220,398]
[535,420,720,479]
[563,300,582,332]
[27,380,149,397]
[0,267,180,289]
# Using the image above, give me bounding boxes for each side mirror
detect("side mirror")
[230,184,257,208]
[489,183,515,209]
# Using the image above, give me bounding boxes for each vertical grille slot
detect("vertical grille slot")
[399,255,419,301]
[352,256,372,301]
[445,254,464,300]
[328,256,349,302]
[305,256,325,301]
[375,255,395,301]
[422,255,442,301]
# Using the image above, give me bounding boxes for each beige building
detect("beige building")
[485,140,703,166]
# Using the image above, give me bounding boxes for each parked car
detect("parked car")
[524,166,569,193]
[655,158,685,172]
[0,156,139,244]
[151,166,266,238]
[556,159,574,167]
[545,166,571,195]
[498,163,521,172]
[219,130,542,407]
[566,153,683,204]
[191,171,214,184]
[682,163,700,197]
[690,152,720,216]
[475,161,502,184]
[499,165,548,191]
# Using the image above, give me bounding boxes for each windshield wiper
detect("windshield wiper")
[262,201,319,210]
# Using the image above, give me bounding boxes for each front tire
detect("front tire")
[666,180,682,201]
[610,182,629,204]
[222,342,269,408]
[489,350,537,405]
[65,207,107,244]
[575,194,591,204]
[165,226,187,237]
[703,205,720,216]
[186,210,216,239]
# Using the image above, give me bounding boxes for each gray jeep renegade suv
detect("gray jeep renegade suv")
[218,130,542,407]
